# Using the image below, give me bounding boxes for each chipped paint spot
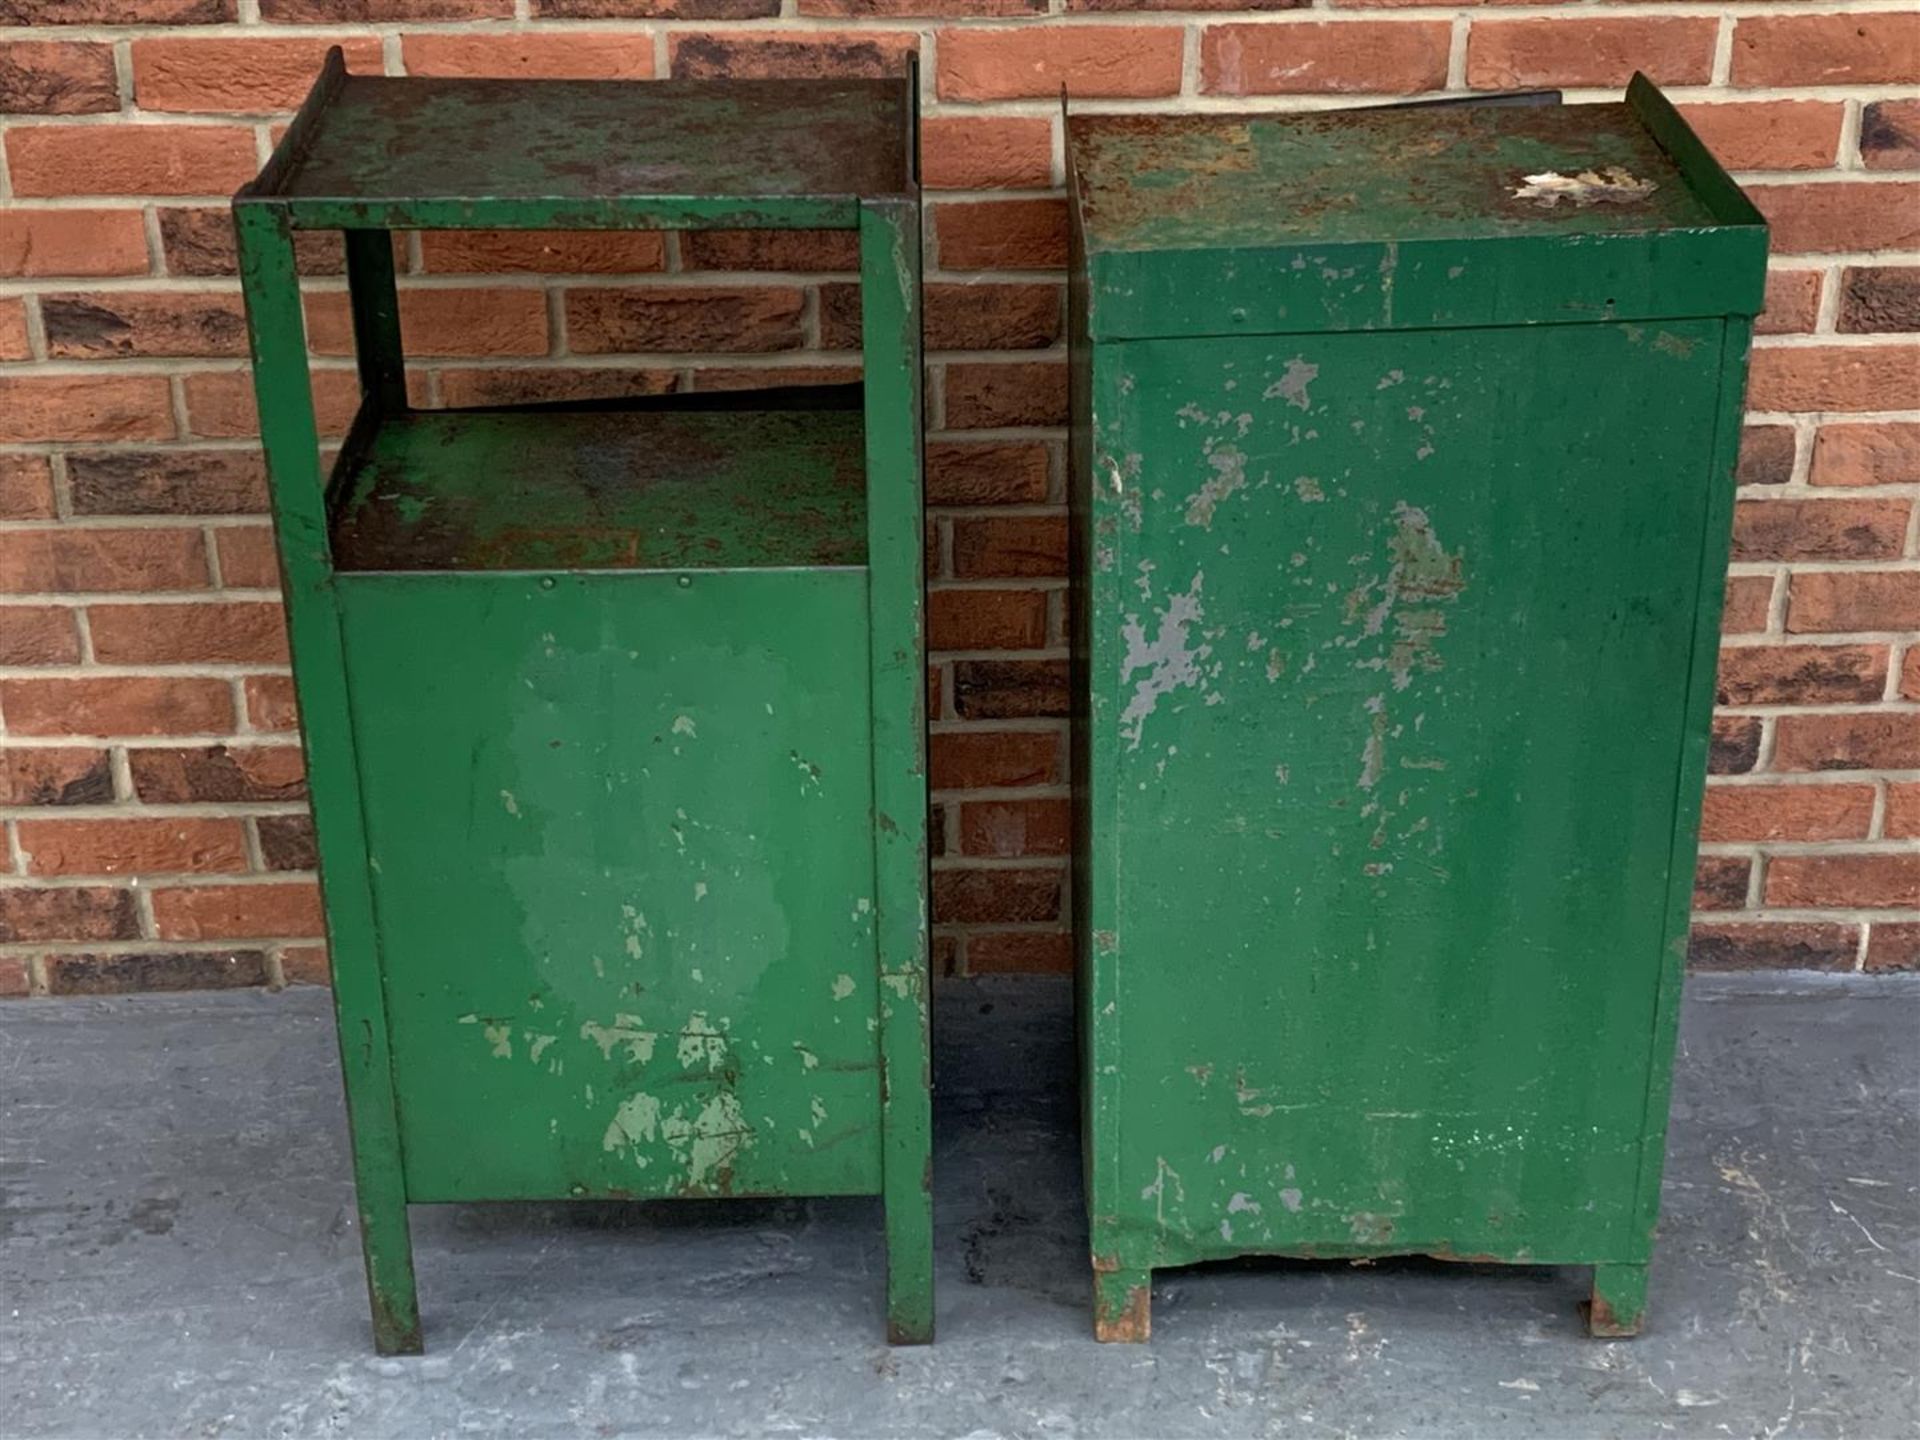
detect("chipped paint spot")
[581,1015,657,1063]
[676,1013,727,1070]
[1653,330,1698,359]
[527,1033,556,1065]
[1280,1187,1303,1213]
[1512,167,1657,207]
[482,1023,512,1059]
[1293,475,1326,503]
[693,880,708,902]
[499,789,520,817]
[1208,1145,1227,1164]
[1184,444,1248,529]
[1263,356,1318,411]
[603,1092,661,1157]
[1227,1192,1261,1216]
[793,1043,819,1070]
[831,973,856,1001]
[1120,570,1213,751]
[671,714,697,738]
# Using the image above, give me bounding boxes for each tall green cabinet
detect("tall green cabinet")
[233,54,933,1351]
[1067,79,1767,1341]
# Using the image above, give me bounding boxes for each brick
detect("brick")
[1772,713,1920,772]
[0,748,112,806]
[803,0,1036,12]
[435,367,679,408]
[680,229,858,272]
[535,0,776,14]
[1862,101,1920,172]
[244,675,300,731]
[1787,571,1920,636]
[1693,855,1751,911]
[927,441,1050,505]
[305,288,548,358]
[0,960,29,998]
[280,944,330,985]
[1721,575,1774,634]
[1750,344,1920,415]
[953,659,1069,718]
[1,528,207,594]
[928,588,1048,651]
[939,25,1182,101]
[6,125,257,197]
[1688,922,1857,972]
[1466,18,1716,89]
[1,0,233,18]
[181,369,359,441]
[952,515,1067,578]
[960,797,1069,857]
[67,450,266,517]
[402,32,655,80]
[565,287,804,354]
[921,116,1053,190]
[1,209,149,279]
[257,814,317,871]
[1709,716,1762,775]
[215,528,280,589]
[1749,183,1920,256]
[1888,783,1920,841]
[669,31,919,80]
[0,677,231,736]
[1679,102,1843,173]
[965,929,1071,974]
[44,291,249,359]
[88,601,288,664]
[159,207,346,278]
[1901,648,1919,700]
[0,886,139,944]
[132,37,382,113]
[17,817,248,876]
[930,728,1059,788]
[1205,21,1449,94]
[1715,644,1886,706]
[934,199,1068,271]
[262,0,509,14]
[825,281,1060,352]
[45,950,268,996]
[0,456,55,520]
[1756,270,1822,336]
[1766,854,1920,909]
[1730,14,1919,88]
[1732,499,1910,562]
[932,865,1062,923]
[152,881,324,939]
[0,606,80,665]
[1866,922,1920,973]
[420,230,666,275]
[1698,783,1875,842]
[1838,267,1920,335]
[0,299,26,361]
[945,362,1067,428]
[129,745,305,803]
[690,364,860,391]
[1810,424,1919,488]
[0,40,117,114]
[0,375,174,444]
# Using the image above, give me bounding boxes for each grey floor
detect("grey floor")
[2,975,1916,1440]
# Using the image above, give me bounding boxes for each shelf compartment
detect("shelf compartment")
[329,386,868,573]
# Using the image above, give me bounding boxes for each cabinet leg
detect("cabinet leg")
[1587,1262,1648,1338]
[1094,1265,1152,1343]
[884,1188,934,1346]
[360,1196,422,1356]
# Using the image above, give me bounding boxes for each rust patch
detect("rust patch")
[1585,1293,1641,1338]
[1094,1282,1151,1343]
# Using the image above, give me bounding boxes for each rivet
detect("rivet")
[677,575,693,588]
[539,576,556,590]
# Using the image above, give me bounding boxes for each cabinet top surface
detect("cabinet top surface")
[1069,99,1731,254]
[249,70,912,209]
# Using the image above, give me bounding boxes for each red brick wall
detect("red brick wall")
[1,2,1915,996]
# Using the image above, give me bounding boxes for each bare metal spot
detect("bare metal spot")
[1511,167,1657,208]
[1263,356,1319,411]
[1119,571,1212,751]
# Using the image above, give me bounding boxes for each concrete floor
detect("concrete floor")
[1,975,1915,1440]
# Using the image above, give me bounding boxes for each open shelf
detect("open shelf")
[328,386,868,573]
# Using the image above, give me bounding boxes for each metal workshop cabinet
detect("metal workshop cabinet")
[233,53,932,1352]
[1067,78,1767,1342]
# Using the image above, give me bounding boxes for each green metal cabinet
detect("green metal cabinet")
[1067,79,1767,1342]
[233,53,933,1352]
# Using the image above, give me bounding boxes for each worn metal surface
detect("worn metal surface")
[245,52,911,230]
[1068,83,1767,1342]
[332,404,868,572]
[233,63,930,1349]
[4,976,1917,1439]
[1070,77,1767,340]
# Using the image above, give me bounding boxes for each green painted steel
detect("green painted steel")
[1068,78,1766,1343]
[234,52,931,1351]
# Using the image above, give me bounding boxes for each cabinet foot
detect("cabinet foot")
[1587,1262,1648,1338]
[1093,1266,1152,1343]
